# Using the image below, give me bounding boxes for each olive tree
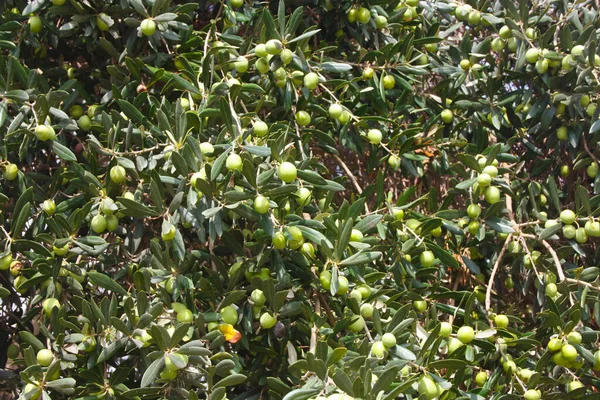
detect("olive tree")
[1,0,600,399]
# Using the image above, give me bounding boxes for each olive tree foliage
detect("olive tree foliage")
[1,0,600,398]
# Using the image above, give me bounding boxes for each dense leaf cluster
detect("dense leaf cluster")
[1,0,600,399]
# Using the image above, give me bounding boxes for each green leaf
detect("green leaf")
[354,215,382,233]
[117,197,160,217]
[428,359,469,371]
[321,62,352,72]
[339,251,382,266]
[52,141,77,162]
[88,271,128,296]
[538,223,562,240]
[426,241,459,268]
[372,366,399,395]
[485,217,515,233]
[140,357,164,388]
[214,373,247,389]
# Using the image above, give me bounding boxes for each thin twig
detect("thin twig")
[485,234,512,311]
[565,278,600,291]
[582,133,599,166]
[332,154,370,213]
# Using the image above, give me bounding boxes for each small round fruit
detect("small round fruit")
[336,276,349,295]
[70,105,83,118]
[499,25,512,39]
[177,309,193,323]
[29,16,43,34]
[371,341,386,358]
[42,297,60,317]
[96,14,110,31]
[140,18,156,36]
[524,389,541,400]
[457,326,475,344]
[382,75,395,90]
[265,39,283,55]
[494,314,509,328]
[260,312,277,329]
[359,303,374,318]
[357,7,371,24]
[439,322,453,337]
[467,204,481,219]
[349,229,364,243]
[560,165,570,178]
[561,343,578,361]
[42,199,56,215]
[226,153,243,172]
[478,173,492,187]
[575,227,588,244]
[374,15,387,29]
[231,0,244,8]
[253,120,269,137]
[348,316,365,332]
[319,270,332,290]
[105,214,118,231]
[448,337,464,354]
[460,59,471,70]
[338,110,351,124]
[296,187,311,207]
[304,72,319,90]
[363,67,374,79]
[562,225,576,239]
[91,215,107,233]
[278,162,297,183]
[418,375,438,400]
[536,59,549,74]
[295,110,311,127]
[467,10,481,25]
[484,186,501,204]
[475,371,488,386]
[587,162,599,178]
[555,125,568,140]
[367,129,383,145]
[413,300,427,312]
[78,115,92,131]
[567,331,582,345]
[287,226,303,249]
[491,37,505,52]
[36,349,53,367]
[3,163,18,180]
[254,195,270,214]
[233,57,249,73]
[381,332,396,348]
[7,343,19,359]
[545,282,558,297]
[482,165,498,178]
[35,125,56,141]
[161,224,176,241]
[468,221,480,236]
[255,57,269,74]
[329,104,343,120]
[221,306,238,325]
[110,165,126,184]
[23,383,41,400]
[567,381,584,392]
[525,48,540,63]
[420,250,435,267]
[441,109,454,123]
[571,45,585,57]
[560,209,576,225]
[272,231,286,249]
[280,49,294,65]
[388,154,400,170]
[251,289,266,306]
